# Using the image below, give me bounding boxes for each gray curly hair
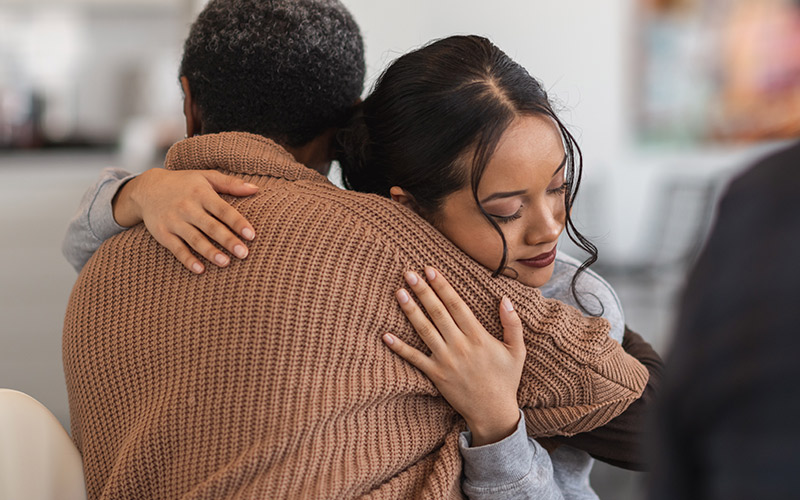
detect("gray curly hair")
[180,0,365,147]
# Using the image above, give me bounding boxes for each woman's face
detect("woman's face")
[436,115,568,288]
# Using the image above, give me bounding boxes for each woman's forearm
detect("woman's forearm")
[62,168,136,272]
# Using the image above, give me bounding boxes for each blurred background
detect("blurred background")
[1,0,798,497]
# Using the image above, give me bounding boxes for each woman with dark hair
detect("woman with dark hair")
[64,34,658,499]
[338,34,596,305]
[337,34,630,499]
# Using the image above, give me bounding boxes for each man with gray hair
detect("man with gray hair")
[63,0,366,269]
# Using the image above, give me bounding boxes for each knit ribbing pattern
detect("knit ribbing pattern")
[63,132,647,499]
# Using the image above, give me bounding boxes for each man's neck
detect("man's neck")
[283,129,335,176]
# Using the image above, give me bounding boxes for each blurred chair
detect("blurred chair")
[0,389,86,500]
[594,175,721,282]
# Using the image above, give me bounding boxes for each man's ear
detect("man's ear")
[180,76,202,137]
[389,186,418,212]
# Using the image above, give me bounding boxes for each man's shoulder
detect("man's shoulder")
[241,179,443,250]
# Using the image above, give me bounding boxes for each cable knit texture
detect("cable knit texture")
[63,132,648,499]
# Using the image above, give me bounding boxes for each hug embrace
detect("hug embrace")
[63,0,661,498]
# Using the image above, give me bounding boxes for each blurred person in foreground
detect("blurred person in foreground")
[63,0,649,498]
[650,141,800,499]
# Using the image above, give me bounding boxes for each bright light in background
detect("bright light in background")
[0,6,89,145]
[18,8,87,141]
[19,9,85,85]
[0,0,187,153]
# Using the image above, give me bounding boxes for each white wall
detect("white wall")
[344,0,632,171]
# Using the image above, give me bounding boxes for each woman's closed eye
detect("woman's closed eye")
[547,181,570,195]
[490,207,523,223]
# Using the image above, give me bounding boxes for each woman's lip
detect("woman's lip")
[517,247,557,268]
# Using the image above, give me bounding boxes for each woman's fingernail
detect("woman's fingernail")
[191,263,204,274]
[383,334,395,346]
[404,271,418,286]
[425,267,436,281]
[233,245,248,259]
[215,254,229,266]
[502,296,514,312]
[245,183,259,189]
[396,289,410,304]
[242,228,255,240]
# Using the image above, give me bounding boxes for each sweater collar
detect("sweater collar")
[164,132,329,184]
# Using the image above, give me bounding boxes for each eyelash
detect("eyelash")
[547,181,570,195]
[490,182,570,223]
[492,210,522,224]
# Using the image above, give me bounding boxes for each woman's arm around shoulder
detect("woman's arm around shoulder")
[62,167,137,272]
[62,167,259,274]
[541,255,663,470]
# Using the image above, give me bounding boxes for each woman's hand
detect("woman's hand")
[383,266,526,446]
[112,168,259,274]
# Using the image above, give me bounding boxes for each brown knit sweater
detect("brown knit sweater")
[64,132,648,500]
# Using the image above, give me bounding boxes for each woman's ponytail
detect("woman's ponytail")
[335,104,389,196]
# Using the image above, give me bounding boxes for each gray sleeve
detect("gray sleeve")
[459,410,565,500]
[62,167,136,272]
[580,270,625,344]
[541,253,626,344]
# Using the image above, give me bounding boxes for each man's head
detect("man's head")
[179,0,365,161]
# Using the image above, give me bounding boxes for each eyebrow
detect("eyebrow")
[480,189,527,204]
[553,154,567,177]
[479,154,568,204]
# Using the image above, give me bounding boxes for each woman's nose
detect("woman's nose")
[524,201,565,246]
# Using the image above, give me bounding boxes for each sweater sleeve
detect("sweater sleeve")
[62,168,136,272]
[460,410,565,500]
[550,327,663,470]
[160,133,648,438]
[363,198,650,437]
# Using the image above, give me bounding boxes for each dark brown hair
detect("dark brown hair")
[337,35,598,312]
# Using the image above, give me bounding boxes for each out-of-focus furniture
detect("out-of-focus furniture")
[594,175,721,281]
[589,175,723,354]
[0,389,86,500]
